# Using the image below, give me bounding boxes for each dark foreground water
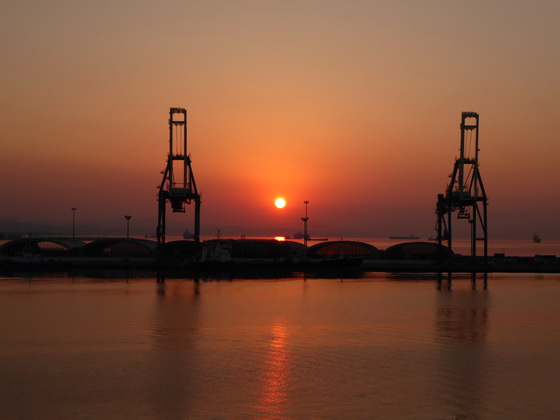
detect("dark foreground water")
[1,272,559,420]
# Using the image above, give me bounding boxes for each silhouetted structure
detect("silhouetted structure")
[157,108,201,246]
[80,238,157,258]
[384,241,453,260]
[436,112,488,258]
[1,238,560,272]
[71,208,77,238]
[124,215,132,238]
[0,238,84,258]
[160,240,203,261]
[307,241,381,259]
[200,239,306,262]
[301,201,309,246]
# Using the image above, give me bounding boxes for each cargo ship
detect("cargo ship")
[389,234,420,240]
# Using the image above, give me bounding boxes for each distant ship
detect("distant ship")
[389,234,420,240]
[289,232,309,240]
[533,234,541,243]
[183,230,195,240]
[286,232,328,241]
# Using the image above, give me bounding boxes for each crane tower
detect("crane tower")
[436,112,488,258]
[156,108,201,245]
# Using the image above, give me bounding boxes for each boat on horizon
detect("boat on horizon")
[286,232,328,241]
[389,234,420,240]
[288,232,309,240]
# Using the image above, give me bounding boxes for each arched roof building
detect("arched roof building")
[384,241,453,260]
[80,238,157,258]
[160,240,203,260]
[198,239,307,263]
[306,241,381,259]
[231,240,287,258]
[231,240,305,259]
[0,238,85,257]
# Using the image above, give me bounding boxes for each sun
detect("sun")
[274,198,286,209]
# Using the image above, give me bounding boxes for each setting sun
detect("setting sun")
[274,198,286,209]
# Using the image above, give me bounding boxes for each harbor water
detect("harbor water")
[1,271,559,419]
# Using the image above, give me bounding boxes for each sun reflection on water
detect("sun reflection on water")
[255,321,291,419]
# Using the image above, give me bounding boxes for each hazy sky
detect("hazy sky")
[2,0,559,239]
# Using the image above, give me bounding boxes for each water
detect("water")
[1,272,560,419]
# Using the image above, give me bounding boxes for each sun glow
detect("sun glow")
[274,198,286,209]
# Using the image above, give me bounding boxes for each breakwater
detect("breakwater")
[1,237,559,273]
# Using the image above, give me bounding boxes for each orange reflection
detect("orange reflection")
[255,322,291,418]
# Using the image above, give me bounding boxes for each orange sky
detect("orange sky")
[2,0,560,239]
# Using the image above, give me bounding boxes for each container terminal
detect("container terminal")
[2,110,557,274]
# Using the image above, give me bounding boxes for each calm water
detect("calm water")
[1,271,559,419]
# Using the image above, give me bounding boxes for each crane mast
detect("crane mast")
[156,108,201,246]
[436,112,488,259]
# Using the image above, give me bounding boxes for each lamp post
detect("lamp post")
[301,201,309,247]
[124,215,132,239]
[71,208,77,238]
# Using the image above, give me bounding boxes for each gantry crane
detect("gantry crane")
[436,112,488,258]
[156,108,201,246]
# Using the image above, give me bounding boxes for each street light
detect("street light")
[124,215,132,239]
[71,208,77,238]
[301,201,309,247]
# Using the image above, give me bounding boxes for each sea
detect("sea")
[1,238,559,419]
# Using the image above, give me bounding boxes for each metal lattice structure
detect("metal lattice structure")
[157,108,201,246]
[436,112,488,258]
